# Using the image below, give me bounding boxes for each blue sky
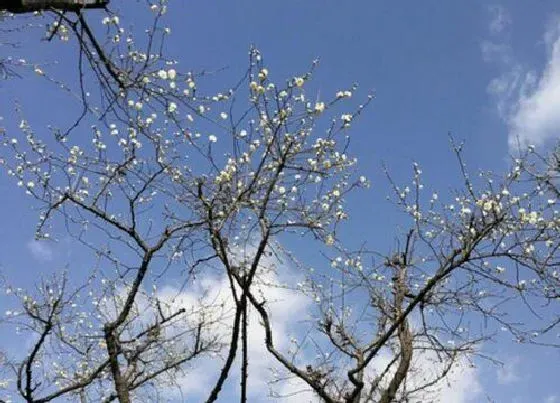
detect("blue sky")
[1,1,560,402]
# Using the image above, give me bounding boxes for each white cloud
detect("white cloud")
[26,239,53,261]
[436,360,482,402]
[378,316,483,402]
[484,14,560,149]
[150,250,315,401]
[509,34,560,147]
[120,246,483,402]
[545,395,559,403]
[363,348,482,403]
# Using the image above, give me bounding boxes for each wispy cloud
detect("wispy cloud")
[483,8,560,149]
[497,356,521,384]
[480,41,512,64]
[26,240,54,261]
[488,5,512,35]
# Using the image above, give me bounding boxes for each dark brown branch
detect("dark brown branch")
[5,0,108,14]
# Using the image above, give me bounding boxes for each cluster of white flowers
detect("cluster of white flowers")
[102,16,120,25]
[68,146,82,165]
[341,114,353,127]
[215,158,237,184]
[476,194,502,214]
[249,80,266,95]
[518,208,540,225]
[46,21,69,41]
[336,90,352,99]
[314,102,326,114]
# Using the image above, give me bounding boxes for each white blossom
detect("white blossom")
[258,68,268,81]
[314,102,325,114]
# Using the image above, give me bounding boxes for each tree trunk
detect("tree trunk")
[104,327,131,403]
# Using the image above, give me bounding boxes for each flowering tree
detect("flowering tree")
[0,2,559,402]
[277,144,560,402]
